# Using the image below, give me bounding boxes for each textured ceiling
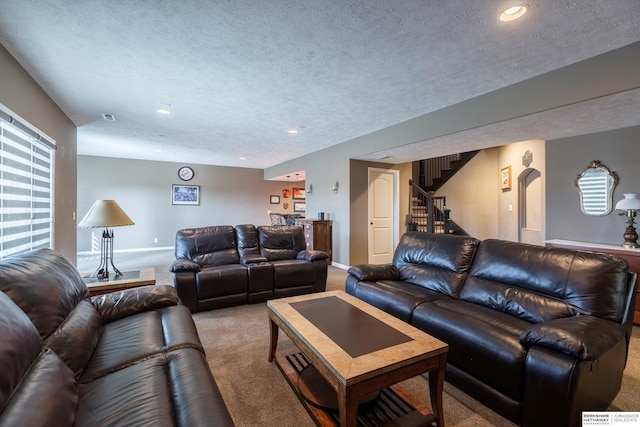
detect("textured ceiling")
[0,0,639,179]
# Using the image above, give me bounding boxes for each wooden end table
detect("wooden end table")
[268,290,448,427]
[83,267,156,296]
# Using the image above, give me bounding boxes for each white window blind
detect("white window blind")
[0,107,56,259]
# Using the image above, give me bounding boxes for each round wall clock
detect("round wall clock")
[178,166,194,181]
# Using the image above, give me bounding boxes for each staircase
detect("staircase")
[416,150,479,192]
[407,180,451,233]
[408,151,479,235]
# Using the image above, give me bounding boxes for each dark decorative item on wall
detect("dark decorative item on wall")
[575,160,618,216]
[172,184,200,205]
[283,202,289,209]
[270,195,280,204]
[177,166,194,181]
[293,188,305,200]
[522,150,533,168]
[500,166,512,190]
[293,202,306,213]
[615,193,640,248]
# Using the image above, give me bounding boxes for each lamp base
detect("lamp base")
[621,222,639,249]
[93,228,123,281]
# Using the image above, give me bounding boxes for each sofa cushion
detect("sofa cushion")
[257,225,306,260]
[412,298,530,401]
[0,248,89,339]
[79,305,205,383]
[271,259,315,288]
[175,226,240,266]
[461,239,629,323]
[196,264,248,299]
[0,292,77,426]
[76,348,233,427]
[393,232,480,298]
[350,279,448,322]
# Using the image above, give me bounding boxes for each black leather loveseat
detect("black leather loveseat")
[0,248,234,426]
[346,232,637,427]
[170,224,328,312]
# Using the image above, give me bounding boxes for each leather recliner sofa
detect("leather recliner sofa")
[0,248,234,426]
[346,232,637,427]
[170,224,328,313]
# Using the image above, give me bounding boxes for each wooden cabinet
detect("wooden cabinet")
[295,219,332,262]
[545,239,640,325]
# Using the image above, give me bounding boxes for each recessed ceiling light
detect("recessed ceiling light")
[239,157,246,160]
[288,129,298,134]
[157,103,172,115]
[154,149,163,153]
[499,4,528,21]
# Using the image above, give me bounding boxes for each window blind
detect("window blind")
[0,108,55,259]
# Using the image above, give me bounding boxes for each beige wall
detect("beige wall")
[0,43,78,262]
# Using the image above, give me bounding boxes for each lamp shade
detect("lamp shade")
[615,193,640,211]
[77,200,135,228]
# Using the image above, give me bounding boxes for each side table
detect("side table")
[82,267,156,296]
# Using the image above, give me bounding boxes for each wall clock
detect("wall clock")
[178,166,194,181]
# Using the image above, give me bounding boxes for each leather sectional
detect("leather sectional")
[0,248,234,426]
[346,232,637,427]
[170,224,329,312]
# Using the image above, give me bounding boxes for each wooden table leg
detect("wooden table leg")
[268,319,279,362]
[428,354,447,427]
[338,385,358,427]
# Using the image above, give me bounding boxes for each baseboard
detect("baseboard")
[331,261,349,270]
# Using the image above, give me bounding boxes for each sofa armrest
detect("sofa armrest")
[169,259,201,273]
[296,250,328,261]
[519,315,627,360]
[91,285,180,323]
[347,264,399,281]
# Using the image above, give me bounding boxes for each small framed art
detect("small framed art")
[172,184,200,205]
[270,195,280,204]
[292,188,305,200]
[500,166,512,190]
[293,202,306,213]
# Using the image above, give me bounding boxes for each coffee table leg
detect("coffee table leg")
[338,386,358,427]
[428,354,447,427]
[268,319,279,362]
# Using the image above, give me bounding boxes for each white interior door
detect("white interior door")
[368,168,398,264]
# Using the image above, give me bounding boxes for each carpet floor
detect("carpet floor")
[77,250,640,426]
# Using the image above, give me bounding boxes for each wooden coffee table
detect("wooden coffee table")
[268,290,448,427]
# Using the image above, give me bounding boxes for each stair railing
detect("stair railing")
[407,179,451,234]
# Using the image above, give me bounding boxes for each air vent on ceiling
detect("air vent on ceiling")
[102,113,116,121]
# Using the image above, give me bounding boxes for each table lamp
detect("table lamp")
[77,200,134,279]
[615,193,640,248]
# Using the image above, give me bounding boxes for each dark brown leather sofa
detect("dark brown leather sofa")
[346,232,637,427]
[170,224,328,312]
[0,248,234,426]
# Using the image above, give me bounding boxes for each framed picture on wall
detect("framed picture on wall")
[172,184,200,205]
[293,202,306,213]
[500,166,512,190]
[270,195,280,204]
[292,188,305,200]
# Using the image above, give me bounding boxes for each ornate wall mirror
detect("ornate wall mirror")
[575,160,618,216]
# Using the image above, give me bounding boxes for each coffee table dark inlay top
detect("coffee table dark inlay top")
[268,290,449,427]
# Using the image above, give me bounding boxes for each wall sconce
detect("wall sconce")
[307,184,313,195]
[332,181,339,193]
[615,193,640,248]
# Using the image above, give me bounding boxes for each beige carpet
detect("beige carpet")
[189,266,640,427]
